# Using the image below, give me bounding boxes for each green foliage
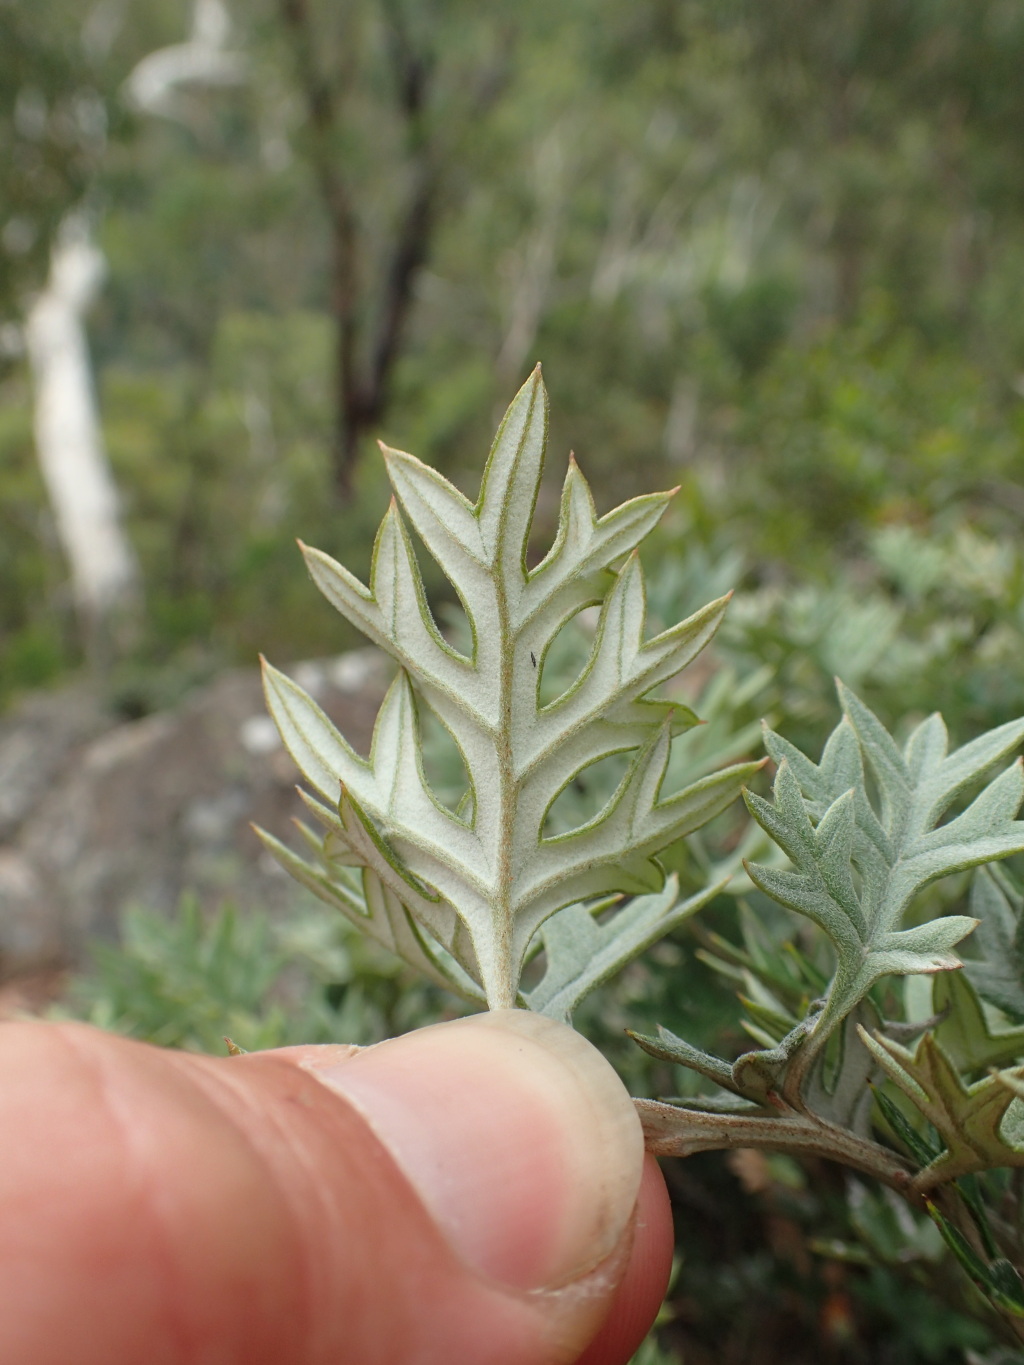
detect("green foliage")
[727,311,1022,562]
[7,0,1024,709]
[966,869,1024,1026]
[633,690,1024,1122]
[626,1335,682,1365]
[0,391,75,699]
[0,0,107,311]
[861,1028,1024,1190]
[67,893,463,1053]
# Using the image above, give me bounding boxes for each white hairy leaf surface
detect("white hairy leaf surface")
[260,368,759,1009]
[964,866,1024,1023]
[633,687,1024,1175]
[748,687,1024,1044]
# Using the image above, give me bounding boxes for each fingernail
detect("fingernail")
[307,1010,643,1291]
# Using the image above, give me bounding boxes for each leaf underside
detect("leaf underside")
[260,368,758,1010]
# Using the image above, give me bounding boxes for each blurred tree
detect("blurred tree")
[3,0,1024,690]
[1,1,144,664]
[734,0,1024,346]
[269,0,512,497]
[25,217,142,664]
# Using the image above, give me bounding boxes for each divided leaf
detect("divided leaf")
[965,866,1024,1024]
[630,688,1024,1200]
[748,690,1024,1043]
[857,1027,1024,1191]
[524,874,724,1023]
[931,969,1024,1077]
[253,816,484,1003]
[260,369,758,1009]
[632,998,881,1129]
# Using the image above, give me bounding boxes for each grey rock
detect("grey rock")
[0,685,110,841]
[0,649,392,979]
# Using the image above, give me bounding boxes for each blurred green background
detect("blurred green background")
[4,0,1024,704]
[5,2,1024,1362]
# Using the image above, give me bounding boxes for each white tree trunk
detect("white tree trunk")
[124,0,244,121]
[25,219,141,655]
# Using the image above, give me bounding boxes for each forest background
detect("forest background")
[4,1,1024,1363]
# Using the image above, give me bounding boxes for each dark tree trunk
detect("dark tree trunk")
[277,0,437,502]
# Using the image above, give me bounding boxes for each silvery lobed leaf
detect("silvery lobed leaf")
[524,874,726,1023]
[629,692,1024,1184]
[965,865,1024,1024]
[627,1023,754,1102]
[260,368,760,1008]
[634,997,882,1137]
[747,686,1024,1043]
[253,819,485,1003]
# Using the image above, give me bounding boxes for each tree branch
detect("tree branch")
[361,0,437,428]
[275,0,360,498]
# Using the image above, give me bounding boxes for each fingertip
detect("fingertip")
[307,1011,645,1292]
[573,1154,675,1365]
[224,1019,657,1364]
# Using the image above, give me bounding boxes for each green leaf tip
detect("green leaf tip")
[262,372,750,1012]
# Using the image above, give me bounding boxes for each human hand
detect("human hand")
[0,1010,673,1364]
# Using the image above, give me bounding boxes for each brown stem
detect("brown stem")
[638,1099,1024,1345]
[636,1098,917,1195]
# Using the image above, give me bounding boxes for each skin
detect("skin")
[0,1015,674,1365]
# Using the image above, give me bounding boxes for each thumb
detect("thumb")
[299,1009,673,1363]
[0,1013,672,1365]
